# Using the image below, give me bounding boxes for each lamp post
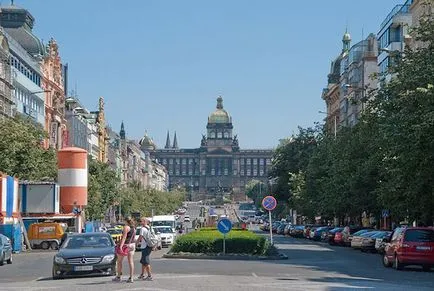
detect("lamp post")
[319,111,337,139]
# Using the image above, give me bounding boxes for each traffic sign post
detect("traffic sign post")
[217,218,232,254]
[262,196,277,245]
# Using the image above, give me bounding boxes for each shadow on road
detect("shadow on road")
[259,233,434,289]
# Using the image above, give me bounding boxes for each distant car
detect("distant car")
[52,232,116,279]
[153,226,176,247]
[184,215,191,222]
[0,234,13,266]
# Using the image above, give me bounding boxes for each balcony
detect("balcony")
[380,2,412,31]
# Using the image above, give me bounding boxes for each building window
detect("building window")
[240,170,244,176]
[188,170,193,175]
[266,159,271,165]
[175,169,180,175]
[253,159,257,165]
[182,158,186,165]
[246,159,251,165]
[202,170,206,176]
[259,169,264,176]
[224,131,229,138]
[188,159,193,165]
[247,169,251,176]
[217,131,222,138]
[169,159,173,165]
[240,159,244,165]
[233,170,237,176]
[259,159,264,165]
[253,170,257,176]
[182,170,186,175]
[211,169,215,176]
[224,168,228,175]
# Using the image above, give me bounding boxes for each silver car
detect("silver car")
[0,234,13,265]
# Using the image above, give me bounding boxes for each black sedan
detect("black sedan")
[52,232,116,279]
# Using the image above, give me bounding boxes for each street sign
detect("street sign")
[382,209,390,218]
[217,218,232,234]
[262,196,277,211]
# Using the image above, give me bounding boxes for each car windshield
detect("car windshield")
[404,229,434,242]
[353,229,371,236]
[155,227,173,233]
[64,235,113,249]
[107,229,122,235]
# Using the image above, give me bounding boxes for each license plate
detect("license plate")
[416,246,431,251]
[74,265,93,271]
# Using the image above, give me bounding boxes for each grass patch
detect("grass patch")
[171,230,267,255]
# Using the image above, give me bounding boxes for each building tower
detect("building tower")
[173,131,178,149]
[206,96,233,148]
[164,131,171,149]
[97,97,108,163]
[342,29,351,52]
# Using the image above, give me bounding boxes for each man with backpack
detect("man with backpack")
[137,218,158,281]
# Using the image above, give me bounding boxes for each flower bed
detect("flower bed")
[170,230,267,255]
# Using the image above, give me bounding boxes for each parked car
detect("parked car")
[351,231,380,249]
[0,234,13,266]
[376,231,392,254]
[361,231,391,252]
[311,226,334,241]
[326,227,344,245]
[383,227,434,271]
[290,225,305,238]
[346,229,374,246]
[52,232,116,279]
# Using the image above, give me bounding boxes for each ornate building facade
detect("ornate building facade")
[149,97,273,201]
[42,38,67,149]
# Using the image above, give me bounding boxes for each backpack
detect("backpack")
[144,226,159,248]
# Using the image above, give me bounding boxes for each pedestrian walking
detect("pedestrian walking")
[137,217,154,281]
[113,217,136,283]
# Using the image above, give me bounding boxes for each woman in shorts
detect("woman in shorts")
[113,217,136,283]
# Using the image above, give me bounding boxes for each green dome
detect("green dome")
[208,97,231,124]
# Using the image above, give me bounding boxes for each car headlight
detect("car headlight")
[102,254,115,263]
[54,256,66,264]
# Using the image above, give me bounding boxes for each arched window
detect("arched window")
[217,131,222,138]
[223,131,229,138]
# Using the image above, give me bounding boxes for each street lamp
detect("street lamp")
[319,110,337,139]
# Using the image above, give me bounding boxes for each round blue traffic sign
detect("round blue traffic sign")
[217,218,232,234]
[262,196,277,211]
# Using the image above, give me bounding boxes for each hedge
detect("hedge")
[171,230,267,255]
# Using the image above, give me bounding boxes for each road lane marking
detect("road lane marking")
[252,272,258,277]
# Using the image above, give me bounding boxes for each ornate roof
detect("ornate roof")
[208,96,231,124]
[139,131,156,151]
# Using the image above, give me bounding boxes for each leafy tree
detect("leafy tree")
[367,13,434,225]
[86,156,120,220]
[0,116,57,180]
[245,179,269,208]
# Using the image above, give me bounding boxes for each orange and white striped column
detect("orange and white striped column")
[57,147,88,214]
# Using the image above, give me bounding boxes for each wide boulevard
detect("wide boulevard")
[1,233,433,291]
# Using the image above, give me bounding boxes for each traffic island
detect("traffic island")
[165,228,288,261]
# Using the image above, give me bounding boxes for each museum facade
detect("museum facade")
[143,97,273,200]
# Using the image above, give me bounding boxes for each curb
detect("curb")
[163,253,288,261]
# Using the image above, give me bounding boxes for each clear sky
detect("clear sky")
[12,0,402,148]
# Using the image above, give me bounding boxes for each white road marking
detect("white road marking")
[122,288,179,291]
[252,272,258,277]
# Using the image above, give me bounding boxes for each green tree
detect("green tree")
[367,12,434,225]
[0,116,57,180]
[86,156,120,220]
[245,179,268,208]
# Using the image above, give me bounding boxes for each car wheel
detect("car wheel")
[394,254,403,270]
[6,254,12,264]
[41,241,50,250]
[50,241,59,250]
[382,254,392,268]
[0,253,4,266]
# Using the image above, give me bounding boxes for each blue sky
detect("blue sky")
[13,0,402,148]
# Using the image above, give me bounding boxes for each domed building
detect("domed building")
[139,131,156,151]
[150,97,273,201]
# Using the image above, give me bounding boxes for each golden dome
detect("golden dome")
[208,96,231,124]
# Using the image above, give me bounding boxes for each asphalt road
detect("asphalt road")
[0,232,433,290]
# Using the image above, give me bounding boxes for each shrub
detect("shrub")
[171,230,267,255]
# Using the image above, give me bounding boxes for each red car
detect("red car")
[334,231,343,245]
[383,227,434,271]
